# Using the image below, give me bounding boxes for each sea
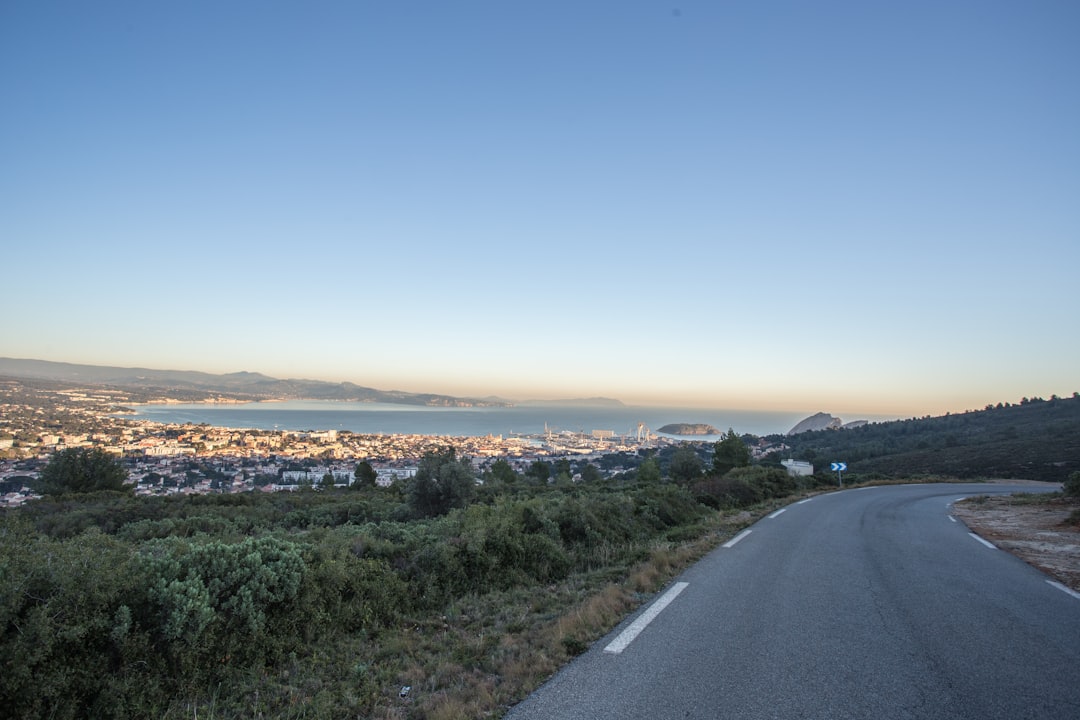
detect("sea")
[125,401,825,440]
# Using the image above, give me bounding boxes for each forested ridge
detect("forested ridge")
[773,394,1080,482]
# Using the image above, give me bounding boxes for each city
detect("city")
[0,377,671,507]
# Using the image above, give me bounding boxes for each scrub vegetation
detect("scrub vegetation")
[1,436,823,719]
[5,395,1078,718]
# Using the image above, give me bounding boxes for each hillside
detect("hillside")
[0,357,508,407]
[772,395,1080,482]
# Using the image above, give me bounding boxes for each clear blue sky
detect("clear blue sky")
[2,1,1077,417]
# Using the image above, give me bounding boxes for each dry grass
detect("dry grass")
[358,506,769,719]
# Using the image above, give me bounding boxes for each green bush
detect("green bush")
[455,501,571,591]
[691,475,762,509]
[724,465,797,499]
[139,535,306,676]
[1064,471,1080,497]
[0,522,156,719]
[299,533,405,632]
[633,483,706,530]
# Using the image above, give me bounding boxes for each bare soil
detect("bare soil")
[952,489,1080,592]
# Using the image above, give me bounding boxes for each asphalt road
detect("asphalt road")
[505,483,1080,719]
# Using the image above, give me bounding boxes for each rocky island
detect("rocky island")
[656,423,721,436]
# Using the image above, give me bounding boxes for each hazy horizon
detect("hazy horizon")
[2,353,1070,423]
[3,3,1076,420]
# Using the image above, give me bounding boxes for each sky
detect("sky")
[1,1,1077,418]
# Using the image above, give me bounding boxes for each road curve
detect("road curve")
[505,483,1080,720]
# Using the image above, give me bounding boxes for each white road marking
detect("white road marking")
[604,582,689,654]
[954,498,967,503]
[797,498,813,505]
[768,509,786,519]
[948,515,957,523]
[1047,580,1080,601]
[723,530,752,548]
[969,533,997,550]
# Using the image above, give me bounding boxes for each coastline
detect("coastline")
[122,400,811,438]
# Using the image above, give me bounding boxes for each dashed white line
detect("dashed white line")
[604,582,689,654]
[768,509,786,519]
[1047,580,1080,601]
[948,515,957,523]
[723,530,752,548]
[797,498,813,505]
[969,533,997,550]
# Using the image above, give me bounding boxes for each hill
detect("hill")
[772,395,1080,482]
[787,412,842,434]
[0,357,508,407]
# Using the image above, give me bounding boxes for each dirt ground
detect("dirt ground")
[951,485,1080,592]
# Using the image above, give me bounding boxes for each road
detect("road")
[505,483,1080,719]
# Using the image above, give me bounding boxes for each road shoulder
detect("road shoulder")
[952,490,1080,592]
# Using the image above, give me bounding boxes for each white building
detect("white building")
[781,459,814,477]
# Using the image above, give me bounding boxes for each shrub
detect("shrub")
[1064,471,1080,497]
[0,522,156,718]
[724,465,796,500]
[691,475,762,509]
[299,535,405,632]
[140,535,306,675]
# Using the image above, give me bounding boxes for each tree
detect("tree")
[526,460,552,485]
[406,447,476,517]
[353,461,378,489]
[713,428,750,476]
[637,457,661,483]
[669,446,703,483]
[319,472,336,489]
[40,447,130,495]
[485,458,518,487]
[579,462,602,483]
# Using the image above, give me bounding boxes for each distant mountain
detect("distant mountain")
[787,412,843,435]
[786,413,870,434]
[0,358,509,407]
[518,397,625,407]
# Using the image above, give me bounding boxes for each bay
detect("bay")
[128,401,815,439]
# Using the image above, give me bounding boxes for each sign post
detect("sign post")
[830,462,847,487]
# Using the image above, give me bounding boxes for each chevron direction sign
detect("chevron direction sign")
[830,462,847,472]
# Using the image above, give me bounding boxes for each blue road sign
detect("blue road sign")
[830,462,847,472]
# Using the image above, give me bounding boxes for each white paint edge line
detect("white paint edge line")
[1047,580,1080,601]
[948,515,957,523]
[969,532,997,550]
[796,498,813,505]
[768,508,786,519]
[604,582,689,654]
[954,498,967,503]
[723,530,752,548]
